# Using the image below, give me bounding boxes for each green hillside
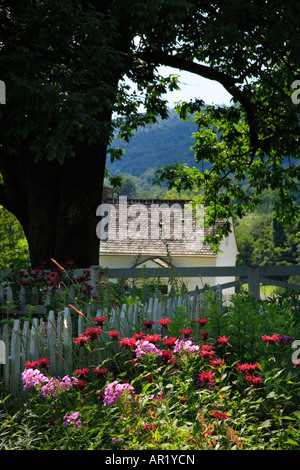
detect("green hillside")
[108,109,202,178]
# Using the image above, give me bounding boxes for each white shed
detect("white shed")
[98,197,238,295]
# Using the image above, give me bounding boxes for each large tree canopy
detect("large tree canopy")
[0,0,299,266]
[130,0,300,247]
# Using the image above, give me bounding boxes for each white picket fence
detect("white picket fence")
[0,288,221,396]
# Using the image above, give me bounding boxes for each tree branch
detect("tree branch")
[136,50,260,149]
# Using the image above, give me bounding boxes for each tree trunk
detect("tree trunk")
[2,141,107,269]
[36,146,105,268]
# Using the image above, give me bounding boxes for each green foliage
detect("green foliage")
[235,209,300,268]
[0,206,30,271]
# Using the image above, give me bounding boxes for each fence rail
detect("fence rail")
[0,265,299,317]
[96,263,300,300]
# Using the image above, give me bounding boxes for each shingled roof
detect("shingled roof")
[99,198,223,257]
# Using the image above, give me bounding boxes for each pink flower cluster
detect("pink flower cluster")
[135,340,163,358]
[22,368,78,397]
[64,411,82,428]
[103,380,135,406]
[173,339,200,354]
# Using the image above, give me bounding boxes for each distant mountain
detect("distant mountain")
[108,110,202,178]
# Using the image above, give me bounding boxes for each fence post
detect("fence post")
[11,320,21,396]
[0,282,5,305]
[63,307,73,376]
[248,264,260,300]
[90,265,103,298]
[47,311,57,376]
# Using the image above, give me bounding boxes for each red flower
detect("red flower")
[75,335,91,347]
[199,344,215,359]
[245,375,262,385]
[77,380,87,390]
[133,332,145,340]
[119,337,137,350]
[25,361,38,369]
[212,411,229,420]
[142,321,155,329]
[94,316,106,327]
[262,334,280,345]
[196,318,208,328]
[143,424,158,432]
[217,336,231,347]
[74,368,89,378]
[201,331,209,341]
[236,363,260,375]
[108,331,120,340]
[179,395,188,404]
[85,327,102,341]
[143,334,161,344]
[25,358,50,370]
[158,318,171,329]
[93,367,108,379]
[161,350,173,363]
[180,328,193,338]
[210,359,225,368]
[197,371,216,387]
[163,337,177,349]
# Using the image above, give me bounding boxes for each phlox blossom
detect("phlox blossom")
[112,437,124,445]
[22,368,47,391]
[40,375,78,397]
[278,335,293,344]
[174,339,199,354]
[64,411,82,428]
[135,340,162,358]
[22,368,78,397]
[103,381,135,406]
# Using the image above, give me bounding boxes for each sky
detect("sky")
[158,66,233,107]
